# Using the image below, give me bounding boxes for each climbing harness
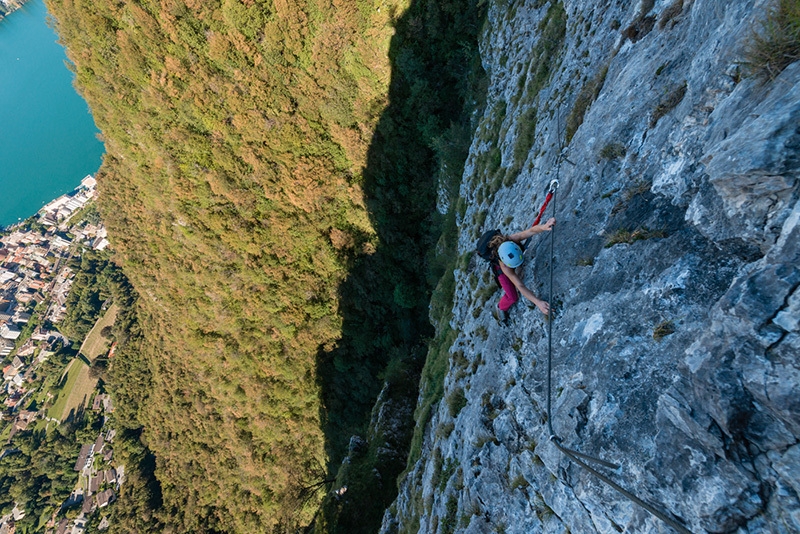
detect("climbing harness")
[541,183,693,534]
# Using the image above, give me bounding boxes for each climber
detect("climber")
[477,217,555,322]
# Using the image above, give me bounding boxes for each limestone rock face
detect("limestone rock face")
[383,0,799,533]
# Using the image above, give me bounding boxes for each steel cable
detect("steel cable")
[541,184,692,534]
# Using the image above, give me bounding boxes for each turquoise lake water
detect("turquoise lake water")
[0,0,105,228]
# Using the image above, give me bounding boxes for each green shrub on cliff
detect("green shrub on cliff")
[743,0,800,80]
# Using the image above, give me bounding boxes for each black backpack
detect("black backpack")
[476,229,503,287]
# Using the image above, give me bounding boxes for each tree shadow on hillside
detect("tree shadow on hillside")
[63,402,86,427]
[313,0,487,531]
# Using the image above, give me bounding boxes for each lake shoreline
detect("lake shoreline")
[0,0,31,21]
[0,0,105,227]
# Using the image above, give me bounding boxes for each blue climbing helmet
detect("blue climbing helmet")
[498,241,524,268]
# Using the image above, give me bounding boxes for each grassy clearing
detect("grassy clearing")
[78,303,117,361]
[49,306,117,421]
[0,421,12,443]
[48,360,80,421]
[56,362,97,421]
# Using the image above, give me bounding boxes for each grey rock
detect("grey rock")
[382,0,800,533]
[348,435,367,456]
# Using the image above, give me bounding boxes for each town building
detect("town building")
[0,339,13,357]
[95,489,115,508]
[0,323,21,340]
[0,177,127,529]
[73,444,93,473]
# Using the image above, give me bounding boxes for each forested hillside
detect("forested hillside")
[45,0,484,531]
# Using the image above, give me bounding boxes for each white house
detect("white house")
[10,372,25,388]
[81,175,97,189]
[93,237,110,251]
[0,323,21,340]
